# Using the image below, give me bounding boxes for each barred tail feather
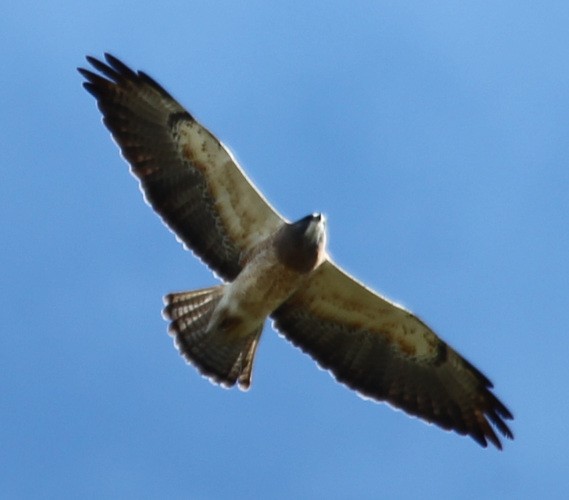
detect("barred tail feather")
[163,286,262,390]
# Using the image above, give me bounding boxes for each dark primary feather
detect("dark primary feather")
[79,54,267,280]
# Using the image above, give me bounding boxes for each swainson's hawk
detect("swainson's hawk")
[79,54,514,449]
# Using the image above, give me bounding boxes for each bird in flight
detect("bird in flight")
[79,54,513,449]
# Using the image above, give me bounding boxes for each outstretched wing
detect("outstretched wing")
[272,260,514,449]
[79,54,284,281]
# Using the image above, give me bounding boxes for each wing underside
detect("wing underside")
[272,260,514,449]
[79,54,284,281]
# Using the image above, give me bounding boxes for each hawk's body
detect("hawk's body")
[79,54,514,449]
[165,214,327,388]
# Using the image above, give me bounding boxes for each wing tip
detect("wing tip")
[468,390,514,450]
[80,52,181,107]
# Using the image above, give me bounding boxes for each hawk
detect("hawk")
[79,54,514,449]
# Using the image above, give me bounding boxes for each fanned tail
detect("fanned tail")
[163,286,262,390]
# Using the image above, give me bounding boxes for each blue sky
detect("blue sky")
[2,1,568,498]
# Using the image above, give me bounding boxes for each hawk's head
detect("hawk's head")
[276,213,327,273]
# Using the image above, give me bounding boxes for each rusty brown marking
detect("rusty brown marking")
[182,143,193,160]
[135,164,160,177]
[396,337,417,357]
[182,144,208,173]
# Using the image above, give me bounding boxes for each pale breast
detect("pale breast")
[226,243,309,324]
